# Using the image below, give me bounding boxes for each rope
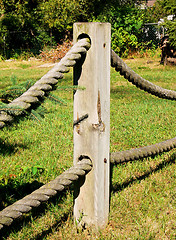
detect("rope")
[110,50,176,163]
[110,137,176,164]
[0,158,92,230]
[0,39,175,231]
[0,38,91,129]
[111,50,176,100]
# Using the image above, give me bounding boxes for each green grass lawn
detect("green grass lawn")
[0,56,175,239]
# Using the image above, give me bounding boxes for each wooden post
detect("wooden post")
[73,22,111,229]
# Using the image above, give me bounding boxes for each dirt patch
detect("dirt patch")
[37,63,56,68]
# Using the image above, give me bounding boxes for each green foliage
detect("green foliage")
[0,0,53,57]
[0,75,43,120]
[0,0,145,58]
[2,0,175,58]
[0,75,33,103]
[39,0,83,31]
[111,27,138,57]
[0,58,175,239]
[47,93,67,105]
[94,6,144,57]
[22,165,45,177]
[141,0,176,52]
[0,74,82,123]
[144,0,176,23]
[0,102,23,115]
[163,19,176,47]
[161,0,176,16]
[144,0,176,48]
[29,106,47,121]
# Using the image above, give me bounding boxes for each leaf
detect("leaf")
[31,166,38,175]
[24,80,34,90]
[48,93,67,105]
[32,166,44,175]
[22,166,29,174]
[30,109,44,122]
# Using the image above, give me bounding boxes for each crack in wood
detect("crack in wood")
[92,90,105,132]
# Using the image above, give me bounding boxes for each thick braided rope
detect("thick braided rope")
[0,38,91,129]
[111,50,176,100]
[110,49,176,163]
[0,158,92,230]
[110,138,176,164]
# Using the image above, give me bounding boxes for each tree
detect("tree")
[0,0,51,57]
[163,19,176,47]
[93,2,144,56]
[0,0,144,58]
[143,0,176,47]
[144,0,176,22]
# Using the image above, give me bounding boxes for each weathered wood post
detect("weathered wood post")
[73,22,111,229]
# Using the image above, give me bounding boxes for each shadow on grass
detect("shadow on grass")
[110,151,176,193]
[0,140,28,156]
[110,86,152,100]
[32,200,71,240]
[0,152,175,239]
[0,170,86,240]
[0,188,72,240]
[0,180,43,211]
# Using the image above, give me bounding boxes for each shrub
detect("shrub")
[111,27,139,57]
[163,19,176,48]
[94,6,144,57]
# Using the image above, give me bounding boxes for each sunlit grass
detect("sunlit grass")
[0,57,175,239]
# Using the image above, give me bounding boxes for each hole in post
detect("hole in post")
[77,33,91,45]
[78,155,91,161]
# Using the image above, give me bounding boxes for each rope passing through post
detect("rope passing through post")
[0,38,91,129]
[73,114,89,126]
[0,36,175,232]
[0,158,92,230]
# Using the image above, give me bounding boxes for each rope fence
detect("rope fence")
[0,22,175,232]
[110,137,176,164]
[110,49,176,163]
[0,158,92,230]
[111,50,176,100]
[0,38,91,129]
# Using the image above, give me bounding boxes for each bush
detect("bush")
[163,19,176,48]
[94,6,144,57]
[111,27,139,57]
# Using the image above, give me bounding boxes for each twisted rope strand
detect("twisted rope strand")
[0,39,175,232]
[0,38,91,129]
[110,50,176,163]
[0,158,92,230]
[111,50,176,100]
[110,137,176,164]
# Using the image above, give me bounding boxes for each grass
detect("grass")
[0,56,175,239]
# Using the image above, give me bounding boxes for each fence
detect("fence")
[0,23,176,232]
[141,23,165,47]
